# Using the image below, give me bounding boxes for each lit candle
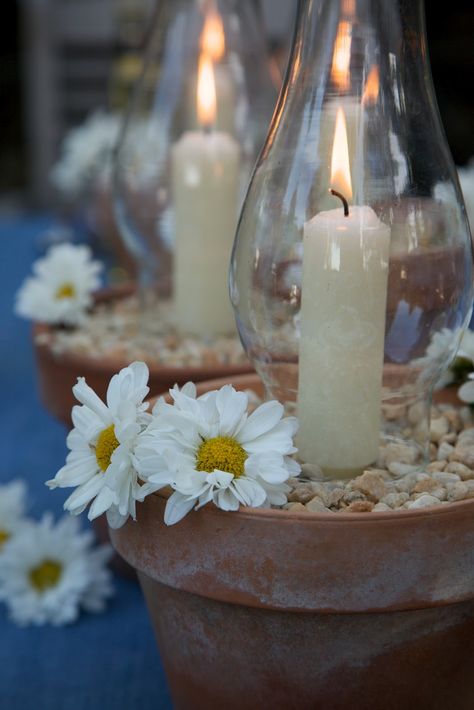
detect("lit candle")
[172,53,240,337]
[297,108,390,478]
[189,7,236,135]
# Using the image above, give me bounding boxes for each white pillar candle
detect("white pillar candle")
[297,108,390,477]
[171,54,240,337]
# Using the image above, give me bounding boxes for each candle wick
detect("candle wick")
[203,123,213,135]
[330,189,349,217]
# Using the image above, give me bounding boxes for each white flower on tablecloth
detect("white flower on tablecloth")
[135,383,301,526]
[0,514,113,627]
[0,480,28,550]
[50,110,122,199]
[47,362,153,529]
[15,243,102,326]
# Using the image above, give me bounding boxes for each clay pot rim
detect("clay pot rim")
[153,488,474,524]
[33,283,252,379]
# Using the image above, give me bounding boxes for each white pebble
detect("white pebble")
[430,416,449,443]
[301,462,325,481]
[305,497,332,513]
[407,494,442,509]
[431,471,461,484]
[437,442,454,461]
[372,502,391,512]
[387,462,419,477]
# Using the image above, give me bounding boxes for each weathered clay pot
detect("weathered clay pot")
[33,285,253,428]
[110,374,474,710]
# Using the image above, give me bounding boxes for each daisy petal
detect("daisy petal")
[237,400,285,443]
[73,378,110,423]
[164,492,197,526]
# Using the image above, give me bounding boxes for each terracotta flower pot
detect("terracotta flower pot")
[110,374,474,710]
[32,285,253,428]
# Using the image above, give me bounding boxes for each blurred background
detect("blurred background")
[1,0,472,212]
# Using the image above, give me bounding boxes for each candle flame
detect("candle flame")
[330,107,352,201]
[197,53,217,128]
[201,9,225,62]
[362,66,380,105]
[331,21,352,91]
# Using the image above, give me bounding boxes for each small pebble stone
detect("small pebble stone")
[380,492,409,508]
[451,446,474,468]
[384,443,418,466]
[430,416,449,443]
[387,462,419,477]
[343,490,366,504]
[288,485,314,504]
[352,471,387,501]
[426,461,447,473]
[412,478,443,495]
[432,471,461,485]
[284,502,308,513]
[372,502,391,512]
[408,402,425,425]
[437,442,455,461]
[446,482,469,502]
[445,462,474,480]
[305,497,332,513]
[383,404,407,421]
[301,463,325,481]
[346,500,374,513]
[407,494,443,509]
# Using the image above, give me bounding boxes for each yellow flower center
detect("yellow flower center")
[95,425,120,472]
[196,436,247,478]
[29,559,62,593]
[0,529,10,549]
[55,282,76,300]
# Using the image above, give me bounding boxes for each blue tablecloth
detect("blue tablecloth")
[0,216,172,709]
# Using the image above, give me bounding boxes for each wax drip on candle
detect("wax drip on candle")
[329,188,349,217]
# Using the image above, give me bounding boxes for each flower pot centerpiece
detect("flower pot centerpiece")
[110,374,474,709]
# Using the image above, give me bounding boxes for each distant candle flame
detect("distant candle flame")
[201,10,225,62]
[330,107,352,201]
[362,66,380,105]
[341,0,355,16]
[197,54,217,128]
[331,21,352,91]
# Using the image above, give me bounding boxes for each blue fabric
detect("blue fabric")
[0,215,172,710]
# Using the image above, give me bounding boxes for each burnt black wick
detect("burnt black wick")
[330,189,349,217]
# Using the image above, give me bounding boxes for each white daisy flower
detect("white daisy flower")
[50,110,122,198]
[135,383,301,526]
[458,373,474,404]
[15,243,102,326]
[0,480,28,550]
[413,327,463,390]
[0,514,113,627]
[47,361,152,529]
[458,329,474,365]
